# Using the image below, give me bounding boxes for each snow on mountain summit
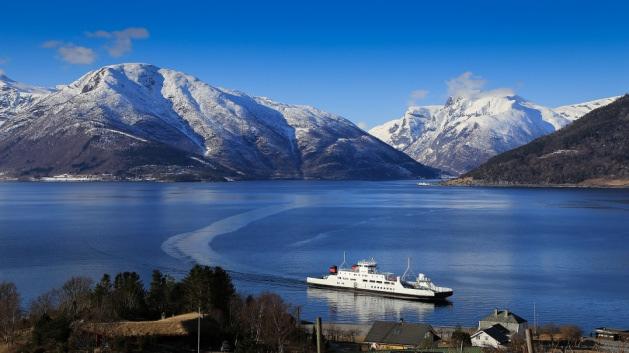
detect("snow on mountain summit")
[368,105,442,151]
[0,63,436,180]
[0,74,52,127]
[553,96,621,121]
[370,92,618,175]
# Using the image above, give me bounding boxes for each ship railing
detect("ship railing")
[428,284,453,292]
[403,280,452,292]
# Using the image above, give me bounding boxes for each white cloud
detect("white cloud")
[0,68,4,76]
[58,45,96,64]
[357,121,369,130]
[87,27,149,57]
[42,41,96,65]
[446,72,514,99]
[446,72,486,98]
[42,40,63,49]
[408,89,429,107]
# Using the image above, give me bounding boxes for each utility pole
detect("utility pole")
[197,306,201,353]
[316,317,322,353]
[526,328,534,353]
[533,302,537,335]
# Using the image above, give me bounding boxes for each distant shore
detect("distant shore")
[443,177,629,189]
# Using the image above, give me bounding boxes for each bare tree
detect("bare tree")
[559,325,582,346]
[540,323,560,342]
[238,293,299,353]
[260,293,296,353]
[0,282,21,345]
[59,276,93,318]
[28,289,61,320]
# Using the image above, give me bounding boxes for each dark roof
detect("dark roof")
[481,309,527,324]
[491,324,510,335]
[472,325,510,345]
[364,321,437,346]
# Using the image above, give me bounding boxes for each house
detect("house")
[593,328,629,342]
[363,321,440,350]
[471,324,510,349]
[479,309,527,335]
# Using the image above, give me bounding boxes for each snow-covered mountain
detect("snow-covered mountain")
[368,105,442,151]
[370,93,619,175]
[0,63,437,181]
[0,74,52,127]
[553,96,620,121]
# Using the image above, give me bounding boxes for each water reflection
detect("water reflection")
[306,286,451,323]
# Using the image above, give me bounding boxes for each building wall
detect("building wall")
[472,332,503,349]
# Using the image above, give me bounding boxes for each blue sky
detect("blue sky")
[1,0,628,128]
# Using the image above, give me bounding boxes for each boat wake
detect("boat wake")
[287,216,388,248]
[161,203,300,266]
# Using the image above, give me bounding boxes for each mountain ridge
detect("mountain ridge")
[447,94,629,187]
[370,93,619,175]
[0,63,438,181]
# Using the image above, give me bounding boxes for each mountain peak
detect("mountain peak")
[0,64,437,181]
[370,93,619,175]
[0,73,14,83]
[0,75,53,118]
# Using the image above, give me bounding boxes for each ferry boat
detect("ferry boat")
[306,256,453,301]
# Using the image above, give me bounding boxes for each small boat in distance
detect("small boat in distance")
[306,255,453,301]
[416,181,432,186]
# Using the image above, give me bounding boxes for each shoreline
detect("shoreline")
[2,176,629,188]
[442,177,629,189]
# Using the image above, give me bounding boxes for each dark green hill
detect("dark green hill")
[450,94,629,187]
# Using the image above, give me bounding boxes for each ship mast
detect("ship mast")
[402,257,411,280]
[340,251,347,269]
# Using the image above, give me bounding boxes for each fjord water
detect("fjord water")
[0,181,627,331]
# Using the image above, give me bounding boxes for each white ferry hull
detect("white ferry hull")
[306,274,453,301]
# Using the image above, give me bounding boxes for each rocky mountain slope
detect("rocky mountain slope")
[370,94,619,175]
[0,64,437,181]
[452,95,629,186]
[0,74,52,127]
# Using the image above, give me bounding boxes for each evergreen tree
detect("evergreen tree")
[92,274,114,320]
[210,267,235,316]
[146,269,178,319]
[182,265,214,313]
[112,272,147,320]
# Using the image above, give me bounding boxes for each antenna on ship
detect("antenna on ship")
[340,251,347,269]
[402,257,411,280]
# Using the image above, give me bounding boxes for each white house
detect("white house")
[471,324,510,349]
[479,309,528,335]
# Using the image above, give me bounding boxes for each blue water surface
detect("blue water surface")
[0,181,627,331]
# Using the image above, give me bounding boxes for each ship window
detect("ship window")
[351,278,356,281]
[376,281,382,283]
[369,280,375,283]
[362,280,367,282]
